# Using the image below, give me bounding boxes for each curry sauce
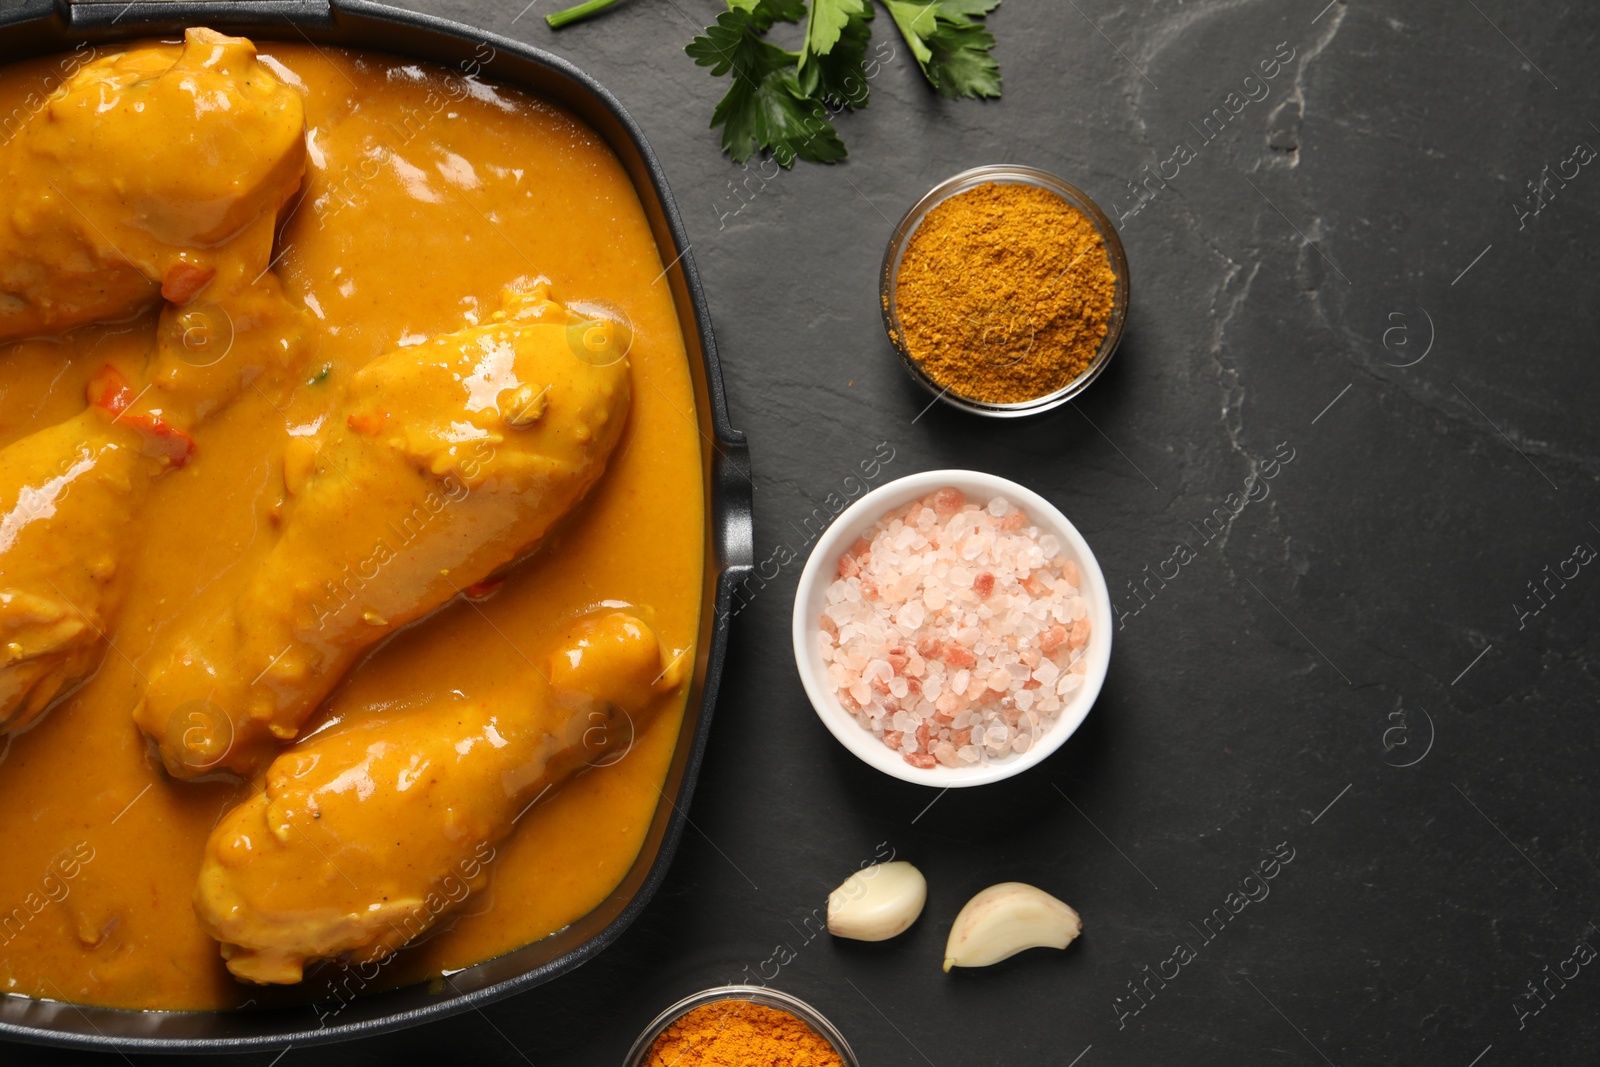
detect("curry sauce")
[0,41,703,1011]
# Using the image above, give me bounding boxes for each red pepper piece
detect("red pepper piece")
[464,575,506,600]
[161,262,216,304]
[85,365,195,469]
[346,411,388,435]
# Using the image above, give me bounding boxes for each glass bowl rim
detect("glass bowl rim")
[878,163,1130,418]
[621,984,861,1067]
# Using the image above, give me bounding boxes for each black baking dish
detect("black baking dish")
[0,0,753,1052]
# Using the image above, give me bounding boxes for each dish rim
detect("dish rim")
[878,164,1131,419]
[0,0,753,1052]
[790,469,1113,788]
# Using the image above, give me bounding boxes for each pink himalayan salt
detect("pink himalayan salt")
[818,488,1092,771]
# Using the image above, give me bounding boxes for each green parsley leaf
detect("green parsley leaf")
[798,0,875,108]
[936,0,1002,17]
[800,0,864,57]
[882,0,1002,99]
[687,0,848,167]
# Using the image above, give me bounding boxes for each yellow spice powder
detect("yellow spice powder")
[892,181,1118,405]
[643,1000,844,1067]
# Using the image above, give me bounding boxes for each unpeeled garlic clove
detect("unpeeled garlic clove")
[942,882,1081,972]
[827,861,927,942]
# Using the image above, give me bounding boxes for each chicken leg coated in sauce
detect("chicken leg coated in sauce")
[135,284,632,779]
[0,28,306,343]
[0,406,172,732]
[195,612,685,984]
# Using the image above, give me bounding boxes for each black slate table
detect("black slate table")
[11,0,1600,1063]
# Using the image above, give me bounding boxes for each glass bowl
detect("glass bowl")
[622,985,859,1067]
[880,164,1130,418]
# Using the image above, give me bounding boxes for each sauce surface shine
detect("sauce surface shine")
[0,42,703,1011]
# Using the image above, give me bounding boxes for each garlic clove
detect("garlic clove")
[827,861,927,942]
[942,882,1081,971]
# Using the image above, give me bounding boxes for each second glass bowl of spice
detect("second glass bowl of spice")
[623,985,859,1067]
[881,165,1129,417]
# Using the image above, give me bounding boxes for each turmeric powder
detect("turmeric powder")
[644,1000,845,1067]
[892,181,1118,405]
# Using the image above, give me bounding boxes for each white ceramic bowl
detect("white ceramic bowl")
[791,470,1112,787]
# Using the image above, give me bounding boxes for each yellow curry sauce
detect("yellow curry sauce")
[0,42,703,1010]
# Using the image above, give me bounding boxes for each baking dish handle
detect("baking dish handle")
[714,429,754,578]
[58,0,334,30]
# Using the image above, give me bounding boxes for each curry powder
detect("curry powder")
[643,1000,844,1067]
[892,181,1118,405]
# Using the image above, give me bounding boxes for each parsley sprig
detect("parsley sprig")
[882,0,1002,99]
[547,0,1003,166]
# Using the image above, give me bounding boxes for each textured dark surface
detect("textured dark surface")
[8,0,1600,1063]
